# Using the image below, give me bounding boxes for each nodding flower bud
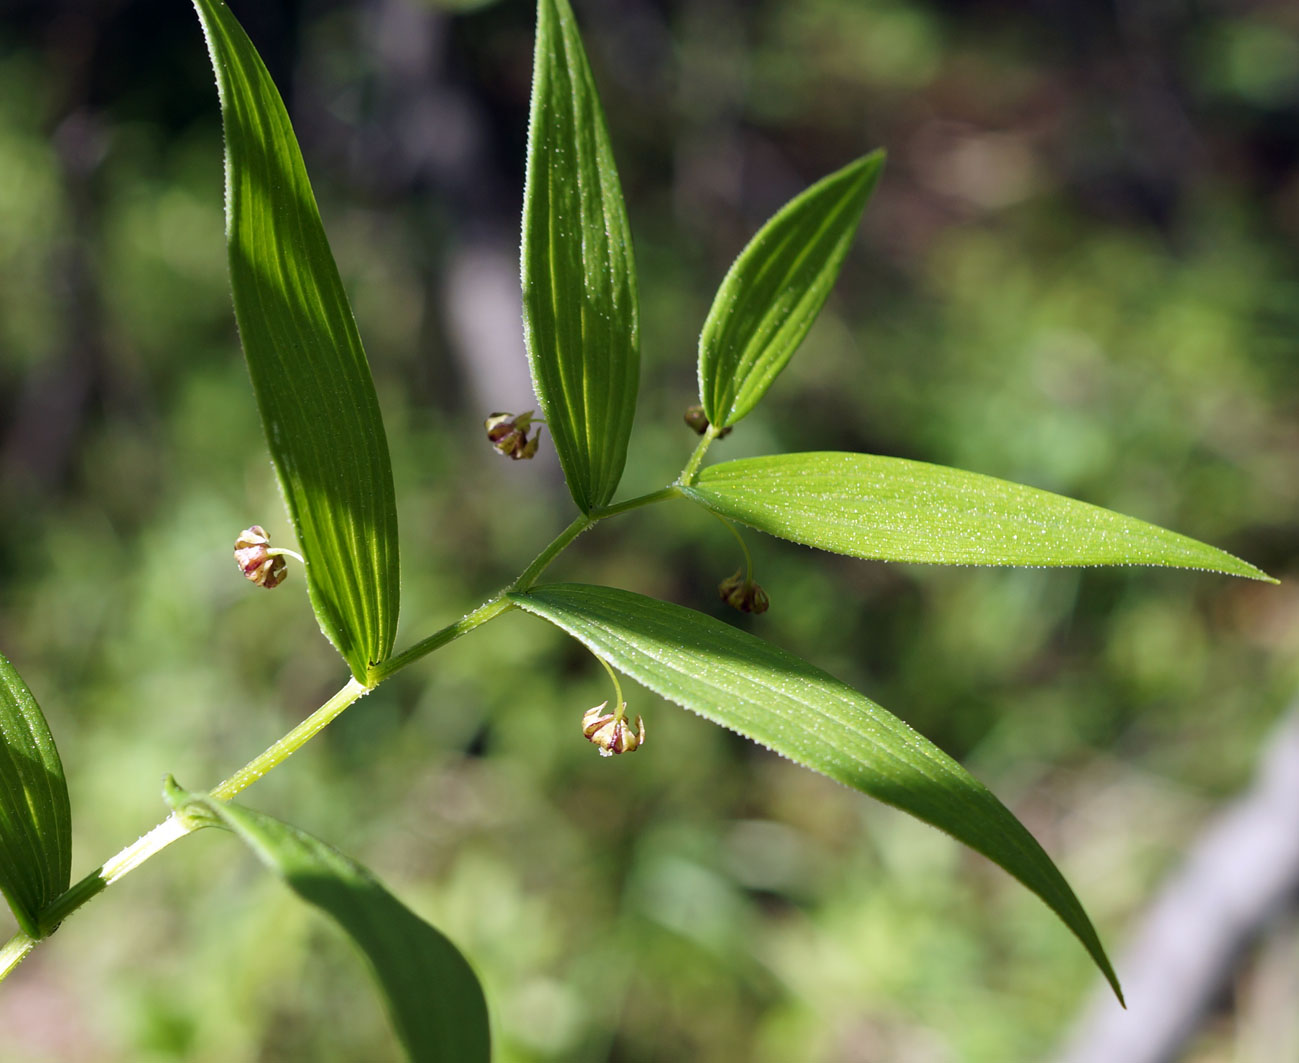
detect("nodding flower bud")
[235,526,288,589]
[718,569,770,614]
[683,405,732,439]
[582,702,646,757]
[485,411,543,460]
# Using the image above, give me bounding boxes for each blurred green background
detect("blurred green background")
[1,0,1297,1059]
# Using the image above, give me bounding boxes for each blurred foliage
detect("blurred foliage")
[0,0,1296,1060]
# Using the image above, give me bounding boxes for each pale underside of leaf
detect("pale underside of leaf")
[521,0,640,513]
[682,452,1272,580]
[508,583,1123,1001]
[192,0,400,680]
[700,151,884,429]
[167,783,489,1063]
[0,652,72,938]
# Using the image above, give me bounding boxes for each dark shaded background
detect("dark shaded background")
[0,0,1296,1059]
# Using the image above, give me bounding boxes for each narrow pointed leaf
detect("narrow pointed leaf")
[166,783,489,1062]
[192,0,400,680]
[522,0,640,513]
[699,151,884,429]
[682,452,1273,580]
[509,583,1123,1001]
[0,653,72,938]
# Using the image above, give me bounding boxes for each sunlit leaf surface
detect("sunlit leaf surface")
[0,652,71,937]
[683,452,1272,579]
[699,152,884,429]
[192,0,400,680]
[509,583,1123,1001]
[167,783,489,1062]
[522,0,640,513]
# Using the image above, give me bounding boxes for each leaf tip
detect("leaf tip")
[1203,552,1277,584]
[1101,959,1126,1008]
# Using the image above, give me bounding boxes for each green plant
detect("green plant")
[0,0,1274,1057]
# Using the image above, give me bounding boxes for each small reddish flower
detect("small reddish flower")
[485,411,543,460]
[234,526,288,589]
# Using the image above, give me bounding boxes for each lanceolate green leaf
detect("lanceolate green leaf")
[192,0,400,680]
[0,653,71,938]
[166,783,489,1063]
[522,0,640,513]
[509,583,1123,1001]
[683,452,1274,580]
[699,152,884,429]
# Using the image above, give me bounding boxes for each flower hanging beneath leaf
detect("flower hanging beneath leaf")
[718,569,769,614]
[234,526,302,589]
[234,526,287,588]
[485,410,543,460]
[582,701,645,757]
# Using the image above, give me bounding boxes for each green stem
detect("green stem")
[0,933,34,980]
[677,425,719,486]
[5,479,687,975]
[510,487,683,593]
[511,513,593,592]
[19,678,373,951]
[596,654,626,724]
[590,485,681,520]
[211,677,370,800]
[34,814,193,936]
[712,512,754,583]
[25,680,375,943]
[367,596,515,684]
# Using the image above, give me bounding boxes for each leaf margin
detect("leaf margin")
[0,651,72,939]
[165,779,490,1062]
[699,150,885,429]
[682,451,1274,581]
[508,582,1124,1002]
[520,0,641,514]
[191,0,402,681]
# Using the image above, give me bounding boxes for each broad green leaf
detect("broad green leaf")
[192,0,400,680]
[509,583,1123,1001]
[699,152,884,429]
[165,782,489,1062]
[522,0,640,514]
[0,653,71,938]
[682,452,1274,580]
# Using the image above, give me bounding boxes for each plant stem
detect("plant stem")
[0,933,34,980]
[677,425,719,486]
[596,654,626,723]
[511,513,593,592]
[5,478,687,972]
[367,596,515,684]
[23,678,375,946]
[712,512,754,583]
[590,485,681,520]
[33,814,193,938]
[14,679,372,955]
[211,677,371,800]
[0,815,202,979]
[510,486,683,593]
